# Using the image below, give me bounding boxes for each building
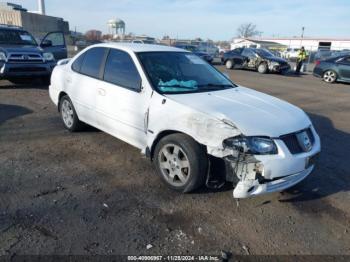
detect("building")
[231,38,286,50]
[234,37,350,51]
[85,30,102,42]
[0,2,69,39]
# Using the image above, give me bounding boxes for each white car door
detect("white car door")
[95,48,151,149]
[67,47,108,127]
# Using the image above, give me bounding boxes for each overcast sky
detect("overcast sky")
[10,0,350,40]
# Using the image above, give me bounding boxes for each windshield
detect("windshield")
[255,49,274,57]
[0,29,37,45]
[137,52,236,94]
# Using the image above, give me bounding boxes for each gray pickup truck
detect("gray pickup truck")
[0,25,67,84]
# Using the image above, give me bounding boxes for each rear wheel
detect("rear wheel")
[225,60,234,70]
[59,95,85,132]
[257,63,268,74]
[153,133,208,193]
[323,70,337,83]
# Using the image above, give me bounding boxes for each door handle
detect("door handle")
[98,88,106,96]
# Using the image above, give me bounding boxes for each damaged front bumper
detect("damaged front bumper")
[225,126,321,198]
[233,165,314,198]
[268,63,290,73]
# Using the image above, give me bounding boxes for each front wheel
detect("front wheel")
[257,63,268,74]
[323,70,337,83]
[153,133,208,193]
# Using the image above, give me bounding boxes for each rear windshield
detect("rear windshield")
[0,29,37,45]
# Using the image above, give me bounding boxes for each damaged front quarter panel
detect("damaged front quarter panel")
[147,94,266,199]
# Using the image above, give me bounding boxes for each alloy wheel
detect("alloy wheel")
[61,100,74,128]
[323,71,336,83]
[158,144,191,187]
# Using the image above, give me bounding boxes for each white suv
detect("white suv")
[49,43,321,198]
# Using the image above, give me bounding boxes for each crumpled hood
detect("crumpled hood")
[166,86,311,137]
[0,45,42,54]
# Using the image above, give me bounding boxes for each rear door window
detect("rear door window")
[80,47,107,79]
[103,49,141,91]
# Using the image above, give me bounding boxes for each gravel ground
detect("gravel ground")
[1,68,350,258]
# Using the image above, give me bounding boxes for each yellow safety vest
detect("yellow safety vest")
[298,50,307,61]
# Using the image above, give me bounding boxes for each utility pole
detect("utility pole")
[301,26,305,38]
[301,26,305,46]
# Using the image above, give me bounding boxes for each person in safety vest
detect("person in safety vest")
[295,46,307,74]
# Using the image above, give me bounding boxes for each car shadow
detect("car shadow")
[280,70,305,77]
[0,104,33,125]
[280,112,350,202]
[0,80,48,90]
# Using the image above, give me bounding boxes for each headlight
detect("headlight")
[223,136,278,155]
[43,52,55,61]
[270,61,280,67]
[0,52,7,61]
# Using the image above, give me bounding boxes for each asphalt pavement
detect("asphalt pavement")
[1,68,350,257]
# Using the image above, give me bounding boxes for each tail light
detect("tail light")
[315,60,321,66]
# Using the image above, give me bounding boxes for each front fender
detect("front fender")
[147,93,241,158]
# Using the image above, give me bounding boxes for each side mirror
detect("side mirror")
[57,58,71,66]
[41,40,53,48]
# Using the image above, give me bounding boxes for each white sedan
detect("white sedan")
[49,43,321,198]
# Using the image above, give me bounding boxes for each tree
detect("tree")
[237,23,261,38]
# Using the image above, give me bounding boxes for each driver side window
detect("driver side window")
[43,32,65,46]
[103,49,141,91]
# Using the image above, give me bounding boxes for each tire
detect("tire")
[153,133,208,193]
[257,63,268,74]
[59,95,85,132]
[225,60,234,70]
[323,70,337,83]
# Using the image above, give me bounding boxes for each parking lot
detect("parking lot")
[1,68,350,256]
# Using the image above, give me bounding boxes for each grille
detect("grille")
[8,53,44,64]
[280,128,315,154]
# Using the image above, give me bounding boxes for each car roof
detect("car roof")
[0,25,25,32]
[91,42,188,53]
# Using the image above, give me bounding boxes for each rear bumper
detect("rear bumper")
[0,62,56,79]
[313,67,323,78]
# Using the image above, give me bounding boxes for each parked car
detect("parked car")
[0,25,67,84]
[281,48,300,60]
[175,44,213,63]
[131,39,157,44]
[222,48,290,74]
[75,40,102,52]
[49,43,320,198]
[313,54,350,83]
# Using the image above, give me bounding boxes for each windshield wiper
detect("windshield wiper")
[197,84,233,88]
[158,85,196,89]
